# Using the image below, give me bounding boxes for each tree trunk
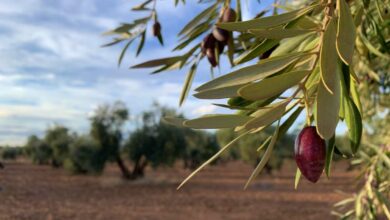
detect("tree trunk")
[115,154,131,179]
[0,162,4,169]
[131,156,148,179]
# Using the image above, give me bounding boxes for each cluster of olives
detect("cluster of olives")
[201,7,236,67]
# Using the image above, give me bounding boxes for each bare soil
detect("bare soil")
[0,160,357,220]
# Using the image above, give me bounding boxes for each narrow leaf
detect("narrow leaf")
[194,84,244,99]
[197,52,311,91]
[238,70,310,101]
[244,101,287,130]
[179,64,197,106]
[118,39,134,67]
[294,168,302,190]
[177,131,249,189]
[183,114,252,129]
[316,76,340,140]
[244,122,279,189]
[320,17,338,94]
[325,135,336,177]
[249,28,316,39]
[336,0,356,65]
[136,30,146,56]
[179,3,217,36]
[131,56,182,68]
[217,4,319,32]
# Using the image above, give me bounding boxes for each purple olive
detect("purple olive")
[212,27,229,42]
[152,22,161,37]
[201,34,216,55]
[222,8,237,22]
[206,48,217,67]
[295,126,326,183]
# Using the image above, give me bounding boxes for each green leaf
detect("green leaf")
[131,56,183,68]
[316,75,340,140]
[234,39,280,65]
[179,64,197,106]
[118,39,134,67]
[177,131,249,189]
[249,28,316,39]
[336,0,356,65]
[270,33,313,57]
[279,107,303,137]
[243,101,287,130]
[320,17,338,94]
[217,4,319,32]
[294,168,302,190]
[325,135,336,177]
[256,136,272,152]
[193,84,244,99]
[162,117,186,127]
[238,70,310,101]
[183,114,252,129]
[343,97,362,153]
[244,122,279,189]
[197,52,311,91]
[339,68,362,153]
[178,3,217,36]
[136,30,146,56]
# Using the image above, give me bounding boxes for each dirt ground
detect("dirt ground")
[0,160,358,220]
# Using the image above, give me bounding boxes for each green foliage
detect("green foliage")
[44,125,73,167]
[0,147,23,160]
[125,105,220,173]
[25,135,52,165]
[90,101,129,162]
[106,0,389,189]
[64,135,105,175]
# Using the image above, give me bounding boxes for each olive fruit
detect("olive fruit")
[152,22,161,37]
[222,8,237,22]
[212,27,229,42]
[201,34,216,55]
[206,48,217,67]
[294,126,326,183]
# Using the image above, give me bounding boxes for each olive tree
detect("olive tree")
[44,125,73,167]
[89,101,132,179]
[105,0,389,203]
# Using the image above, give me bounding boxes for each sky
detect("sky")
[0,0,277,145]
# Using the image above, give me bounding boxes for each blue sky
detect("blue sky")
[0,0,278,145]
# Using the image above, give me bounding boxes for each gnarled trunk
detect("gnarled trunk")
[131,156,148,179]
[115,154,131,179]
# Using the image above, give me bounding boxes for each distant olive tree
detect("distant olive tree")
[44,125,73,167]
[64,135,105,175]
[25,135,52,165]
[89,101,132,179]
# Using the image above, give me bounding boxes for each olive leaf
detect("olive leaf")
[336,0,356,65]
[243,101,287,130]
[244,121,279,189]
[217,4,319,32]
[131,56,183,68]
[193,84,244,99]
[179,64,197,106]
[325,135,336,177]
[315,71,340,140]
[294,168,302,190]
[162,117,186,127]
[197,52,311,91]
[249,28,317,39]
[178,3,217,36]
[177,131,250,189]
[183,114,252,129]
[238,70,310,101]
[234,39,280,65]
[320,17,338,94]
